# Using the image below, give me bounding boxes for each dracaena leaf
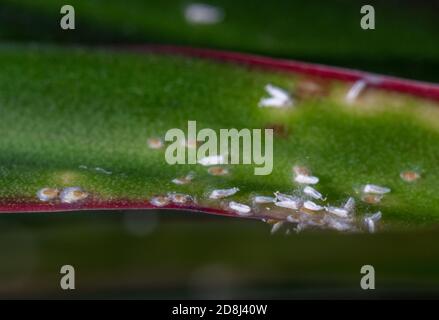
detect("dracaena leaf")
[0,45,439,233]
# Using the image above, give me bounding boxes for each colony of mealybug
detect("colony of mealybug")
[147,137,164,149]
[209,187,239,199]
[37,187,89,204]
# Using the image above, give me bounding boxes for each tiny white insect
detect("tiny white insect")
[266,84,291,100]
[275,201,301,210]
[294,174,319,185]
[198,154,225,166]
[271,221,284,234]
[346,79,367,103]
[303,186,324,200]
[258,84,293,108]
[172,172,195,185]
[184,3,224,25]
[302,200,324,212]
[37,188,60,202]
[325,206,350,218]
[362,184,391,194]
[229,201,252,216]
[274,192,302,210]
[252,195,275,204]
[209,187,239,199]
[274,192,296,202]
[343,197,356,213]
[325,216,353,231]
[150,195,170,207]
[60,187,88,204]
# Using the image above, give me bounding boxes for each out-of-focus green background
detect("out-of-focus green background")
[1,0,439,298]
[1,0,439,81]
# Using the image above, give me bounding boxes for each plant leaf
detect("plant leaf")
[1,45,439,231]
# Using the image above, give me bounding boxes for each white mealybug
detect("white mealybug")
[345,79,367,103]
[275,201,301,210]
[258,84,293,108]
[229,201,252,216]
[325,216,353,232]
[362,184,391,194]
[169,193,193,205]
[343,197,356,213]
[172,172,195,185]
[198,154,225,166]
[270,221,284,235]
[60,187,88,204]
[364,211,382,233]
[252,195,275,204]
[294,174,319,185]
[184,3,224,25]
[209,187,239,199]
[303,186,324,200]
[326,206,349,218]
[150,195,170,207]
[274,192,302,210]
[302,200,324,212]
[37,188,60,202]
[147,137,164,149]
[274,192,296,202]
